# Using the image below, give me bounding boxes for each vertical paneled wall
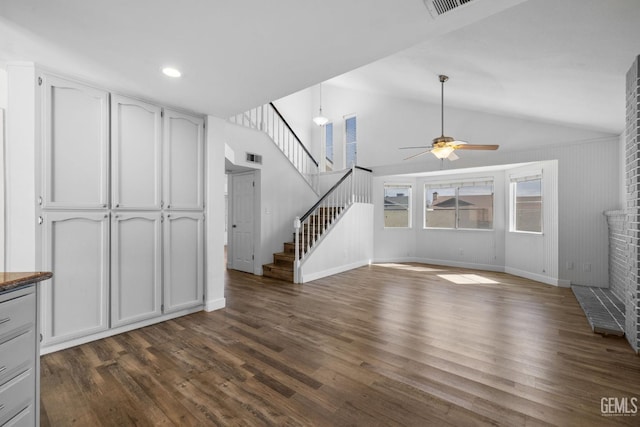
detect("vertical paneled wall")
[625,56,640,352]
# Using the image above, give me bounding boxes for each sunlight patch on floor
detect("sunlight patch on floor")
[375,263,446,272]
[438,274,499,284]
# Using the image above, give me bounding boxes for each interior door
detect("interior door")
[231,172,255,273]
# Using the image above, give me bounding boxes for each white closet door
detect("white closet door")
[163,109,204,210]
[111,95,162,210]
[111,212,162,327]
[163,212,204,313]
[41,212,110,345]
[41,75,109,209]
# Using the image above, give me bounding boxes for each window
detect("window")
[510,175,542,233]
[384,184,412,228]
[345,115,357,168]
[325,122,334,171]
[424,180,494,229]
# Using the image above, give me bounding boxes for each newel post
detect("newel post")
[294,216,301,283]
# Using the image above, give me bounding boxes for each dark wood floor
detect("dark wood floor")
[41,263,640,426]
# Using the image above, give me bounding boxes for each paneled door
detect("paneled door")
[111,95,162,210]
[111,212,162,327]
[163,212,204,313]
[163,109,204,210]
[41,212,110,345]
[231,172,255,273]
[41,74,109,209]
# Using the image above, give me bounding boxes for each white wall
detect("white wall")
[373,176,417,261]
[300,203,373,282]
[277,85,621,287]
[205,116,227,311]
[415,170,507,271]
[374,161,562,286]
[0,67,6,270]
[225,123,318,273]
[504,161,561,286]
[0,68,7,109]
[5,63,37,271]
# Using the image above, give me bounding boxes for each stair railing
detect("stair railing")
[293,165,372,282]
[230,102,319,191]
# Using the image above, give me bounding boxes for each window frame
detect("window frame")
[323,122,334,172]
[509,174,543,234]
[383,183,413,229]
[423,179,495,231]
[344,114,357,169]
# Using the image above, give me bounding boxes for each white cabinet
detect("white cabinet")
[163,109,204,210]
[163,212,204,313]
[41,212,110,345]
[41,75,109,209]
[111,213,162,327]
[37,73,205,352]
[0,287,37,426]
[111,95,162,210]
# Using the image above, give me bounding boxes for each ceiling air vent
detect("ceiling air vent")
[246,152,262,164]
[424,0,475,17]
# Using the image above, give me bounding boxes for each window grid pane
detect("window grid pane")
[345,116,357,168]
[458,185,493,229]
[384,185,411,228]
[325,123,333,164]
[514,179,542,232]
[425,187,456,228]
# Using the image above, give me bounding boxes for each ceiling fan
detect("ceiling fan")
[401,75,499,161]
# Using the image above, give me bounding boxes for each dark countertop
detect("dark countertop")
[0,272,53,294]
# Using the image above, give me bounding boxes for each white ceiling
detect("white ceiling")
[0,0,638,134]
[329,0,640,134]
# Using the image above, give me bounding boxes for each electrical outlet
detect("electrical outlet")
[566,261,574,270]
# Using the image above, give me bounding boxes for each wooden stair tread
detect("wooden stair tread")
[263,263,293,272]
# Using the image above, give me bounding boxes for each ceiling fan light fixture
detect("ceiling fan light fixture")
[431,145,455,159]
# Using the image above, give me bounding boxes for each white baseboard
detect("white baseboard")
[301,260,370,283]
[504,267,570,287]
[374,257,503,273]
[373,257,570,287]
[204,297,226,312]
[41,305,203,355]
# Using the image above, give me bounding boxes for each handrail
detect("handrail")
[354,165,373,173]
[269,102,319,167]
[229,102,320,192]
[300,168,353,222]
[293,165,373,283]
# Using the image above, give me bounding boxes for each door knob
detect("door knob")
[232,224,237,228]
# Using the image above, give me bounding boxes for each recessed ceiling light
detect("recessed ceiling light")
[162,67,182,78]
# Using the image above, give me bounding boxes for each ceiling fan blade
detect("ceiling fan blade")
[447,152,459,161]
[399,146,431,150]
[454,144,499,150]
[403,150,432,160]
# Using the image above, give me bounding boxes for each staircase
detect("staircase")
[263,207,342,282]
[230,102,319,192]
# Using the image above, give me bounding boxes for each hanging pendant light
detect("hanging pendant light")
[313,83,329,126]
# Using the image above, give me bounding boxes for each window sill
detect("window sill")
[423,227,494,232]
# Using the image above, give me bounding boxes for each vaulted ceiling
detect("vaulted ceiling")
[0,0,639,134]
